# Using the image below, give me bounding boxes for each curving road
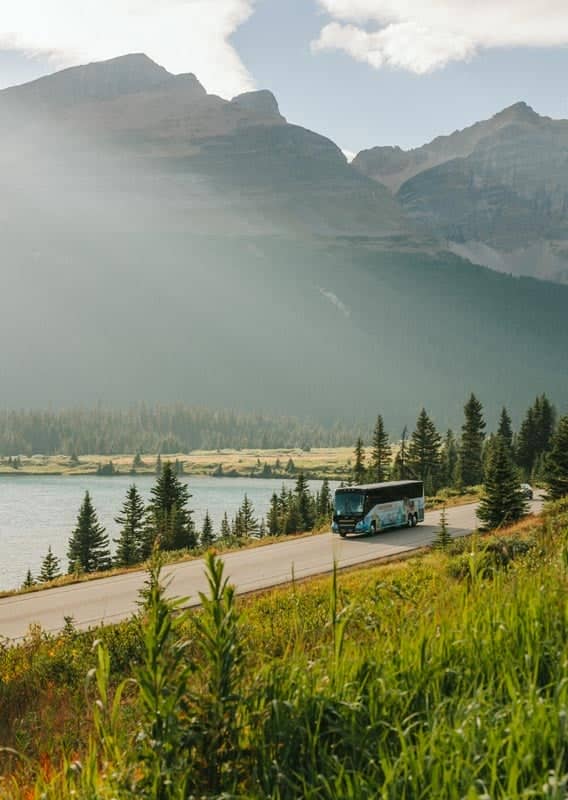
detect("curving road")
[0,498,542,641]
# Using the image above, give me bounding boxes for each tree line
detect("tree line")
[350,392,568,529]
[22,463,333,587]
[0,404,357,457]
[351,393,559,490]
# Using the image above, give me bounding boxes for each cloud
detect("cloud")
[0,0,255,97]
[313,1,568,74]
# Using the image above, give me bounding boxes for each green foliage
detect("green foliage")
[516,393,556,477]
[38,546,61,583]
[7,502,568,798]
[144,462,197,554]
[21,569,35,589]
[114,485,146,567]
[546,415,568,499]
[497,406,514,449]
[352,437,366,485]
[408,409,442,492]
[369,414,391,482]
[0,405,358,457]
[432,507,452,550]
[478,435,528,530]
[200,510,215,549]
[459,392,486,487]
[66,491,111,574]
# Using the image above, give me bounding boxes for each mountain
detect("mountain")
[1,56,568,428]
[353,103,568,283]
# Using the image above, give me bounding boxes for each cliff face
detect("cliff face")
[353,103,568,282]
[0,53,404,239]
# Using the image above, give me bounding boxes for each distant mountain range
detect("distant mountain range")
[1,54,567,427]
[353,101,568,284]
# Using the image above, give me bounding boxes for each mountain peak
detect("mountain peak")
[494,101,541,124]
[230,90,284,120]
[2,52,174,108]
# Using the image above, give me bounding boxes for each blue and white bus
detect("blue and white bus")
[332,480,424,537]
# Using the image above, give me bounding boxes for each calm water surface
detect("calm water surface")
[0,475,336,591]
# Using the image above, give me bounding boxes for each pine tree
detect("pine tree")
[259,518,267,538]
[155,453,162,476]
[516,394,556,477]
[67,491,111,574]
[433,508,452,550]
[201,510,215,548]
[22,569,35,589]
[546,415,568,499]
[497,407,514,450]
[318,478,332,520]
[114,485,146,566]
[370,415,392,482]
[295,471,314,530]
[39,546,61,582]
[408,409,442,493]
[238,494,259,537]
[478,436,528,530]
[459,393,486,487]
[268,492,280,536]
[353,437,366,485]
[440,429,459,488]
[145,462,196,553]
[220,512,231,540]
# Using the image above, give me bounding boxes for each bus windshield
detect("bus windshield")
[334,492,365,515]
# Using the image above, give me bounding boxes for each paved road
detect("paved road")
[0,499,543,641]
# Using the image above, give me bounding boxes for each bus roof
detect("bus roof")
[335,480,422,494]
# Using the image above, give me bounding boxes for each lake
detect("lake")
[0,475,337,591]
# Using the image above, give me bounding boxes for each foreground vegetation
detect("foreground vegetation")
[1,500,567,798]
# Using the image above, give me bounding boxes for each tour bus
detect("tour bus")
[332,480,424,537]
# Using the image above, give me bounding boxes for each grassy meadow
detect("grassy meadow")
[0,448,354,480]
[1,500,567,797]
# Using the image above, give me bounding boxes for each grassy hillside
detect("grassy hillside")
[1,501,567,797]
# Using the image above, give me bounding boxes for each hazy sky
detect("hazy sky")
[3,0,568,152]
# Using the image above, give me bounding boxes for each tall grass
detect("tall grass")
[3,501,568,798]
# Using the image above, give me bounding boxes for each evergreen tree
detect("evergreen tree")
[39,545,61,582]
[432,508,452,550]
[220,512,231,540]
[114,485,146,566]
[516,394,556,476]
[440,429,459,488]
[133,452,144,469]
[497,407,514,450]
[353,437,366,485]
[295,471,314,530]
[67,491,111,573]
[259,518,267,538]
[370,415,391,482]
[155,454,162,476]
[478,436,528,530]
[459,393,486,487]
[285,458,296,474]
[318,478,332,520]
[22,569,35,589]
[268,492,280,536]
[201,510,215,548]
[408,410,442,493]
[238,494,259,537]
[145,462,196,553]
[393,426,409,480]
[546,415,568,499]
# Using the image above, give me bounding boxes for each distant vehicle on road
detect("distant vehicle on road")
[520,483,534,500]
[332,480,424,537]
